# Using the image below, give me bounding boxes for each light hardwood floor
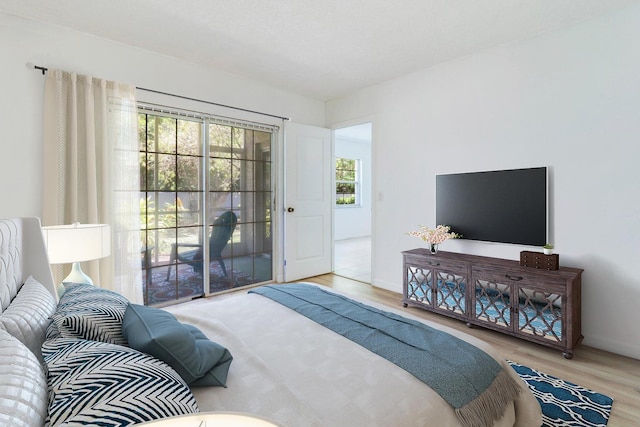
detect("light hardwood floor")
[304,273,640,426]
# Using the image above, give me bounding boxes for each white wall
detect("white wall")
[327,5,640,359]
[334,134,372,240]
[0,13,325,219]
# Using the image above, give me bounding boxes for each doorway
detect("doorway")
[138,108,275,305]
[333,123,372,283]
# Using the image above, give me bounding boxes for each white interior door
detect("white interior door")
[284,122,332,281]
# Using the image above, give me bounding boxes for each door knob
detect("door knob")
[287,207,295,213]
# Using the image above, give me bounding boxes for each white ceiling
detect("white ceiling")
[2,0,637,101]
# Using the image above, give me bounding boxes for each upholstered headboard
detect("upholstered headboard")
[0,217,57,311]
[1,217,203,426]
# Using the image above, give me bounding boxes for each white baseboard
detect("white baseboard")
[583,335,640,360]
[371,279,401,294]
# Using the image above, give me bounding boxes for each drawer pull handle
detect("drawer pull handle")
[505,274,523,281]
[427,262,441,266]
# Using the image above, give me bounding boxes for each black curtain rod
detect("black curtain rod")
[33,64,48,75]
[28,63,290,121]
[136,87,290,121]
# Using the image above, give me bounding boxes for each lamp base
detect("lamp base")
[58,263,94,297]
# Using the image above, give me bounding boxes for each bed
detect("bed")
[0,217,542,427]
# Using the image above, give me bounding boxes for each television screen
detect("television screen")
[436,167,548,246]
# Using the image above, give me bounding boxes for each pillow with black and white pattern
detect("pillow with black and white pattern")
[51,283,129,346]
[42,338,199,426]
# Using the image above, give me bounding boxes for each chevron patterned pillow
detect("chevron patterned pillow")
[42,338,199,426]
[51,283,129,345]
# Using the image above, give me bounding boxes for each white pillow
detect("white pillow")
[0,329,48,427]
[0,276,56,362]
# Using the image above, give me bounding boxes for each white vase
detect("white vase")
[543,248,553,255]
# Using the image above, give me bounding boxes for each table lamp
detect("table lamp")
[42,222,111,295]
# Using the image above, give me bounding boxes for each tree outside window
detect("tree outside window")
[335,157,360,206]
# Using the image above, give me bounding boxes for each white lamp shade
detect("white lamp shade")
[42,223,111,264]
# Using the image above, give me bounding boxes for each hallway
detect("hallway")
[334,236,371,283]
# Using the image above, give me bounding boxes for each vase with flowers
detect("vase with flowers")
[406,224,461,254]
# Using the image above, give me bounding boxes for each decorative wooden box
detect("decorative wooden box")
[520,251,559,270]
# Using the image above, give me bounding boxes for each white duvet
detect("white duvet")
[164,284,541,427]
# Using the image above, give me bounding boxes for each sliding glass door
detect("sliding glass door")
[139,107,273,305]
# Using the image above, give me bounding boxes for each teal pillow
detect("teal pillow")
[122,303,232,387]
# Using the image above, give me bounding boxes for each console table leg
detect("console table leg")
[562,351,574,360]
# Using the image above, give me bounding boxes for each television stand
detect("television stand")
[402,249,583,358]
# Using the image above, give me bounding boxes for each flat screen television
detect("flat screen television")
[436,167,548,246]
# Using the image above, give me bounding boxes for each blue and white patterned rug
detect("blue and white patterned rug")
[508,361,613,427]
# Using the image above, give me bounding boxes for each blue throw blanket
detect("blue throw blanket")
[250,284,521,427]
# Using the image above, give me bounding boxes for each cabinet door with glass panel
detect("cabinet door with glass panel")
[404,263,434,307]
[472,266,566,346]
[431,261,468,319]
[403,254,469,321]
[515,282,565,347]
[471,267,515,332]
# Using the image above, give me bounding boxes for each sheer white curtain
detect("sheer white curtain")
[42,69,143,304]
